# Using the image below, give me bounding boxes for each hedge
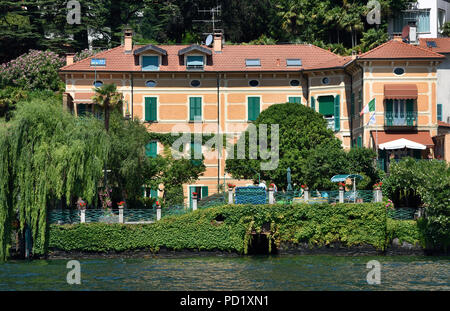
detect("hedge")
[386,219,424,246]
[47,203,402,254]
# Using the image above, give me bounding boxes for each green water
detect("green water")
[0,255,448,291]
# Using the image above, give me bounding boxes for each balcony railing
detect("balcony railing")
[385,111,417,127]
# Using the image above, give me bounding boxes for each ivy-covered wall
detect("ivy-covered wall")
[45,203,418,255]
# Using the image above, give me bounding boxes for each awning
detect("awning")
[379,138,426,150]
[384,84,418,100]
[371,131,434,149]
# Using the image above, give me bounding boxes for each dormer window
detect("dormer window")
[178,45,212,71]
[186,56,204,70]
[134,45,167,71]
[142,56,159,71]
[246,59,261,67]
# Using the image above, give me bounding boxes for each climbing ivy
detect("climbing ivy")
[47,203,391,255]
[0,97,109,260]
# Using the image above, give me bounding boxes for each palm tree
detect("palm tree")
[92,84,123,132]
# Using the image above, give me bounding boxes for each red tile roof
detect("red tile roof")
[60,44,350,73]
[419,38,450,54]
[371,131,434,147]
[359,40,445,60]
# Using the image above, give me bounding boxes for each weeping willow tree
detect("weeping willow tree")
[0,97,109,261]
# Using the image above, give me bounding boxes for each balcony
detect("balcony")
[385,111,417,127]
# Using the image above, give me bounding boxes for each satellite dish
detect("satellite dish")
[205,34,213,47]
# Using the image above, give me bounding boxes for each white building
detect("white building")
[388,0,450,39]
[420,38,450,124]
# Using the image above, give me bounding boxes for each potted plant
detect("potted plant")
[118,201,126,208]
[301,184,309,191]
[373,182,382,190]
[338,182,346,191]
[227,183,236,189]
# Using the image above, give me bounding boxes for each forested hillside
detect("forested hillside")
[1,0,412,63]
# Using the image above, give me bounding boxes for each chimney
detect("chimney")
[214,33,223,53]
[124,28,133,53]
[393,35,403,42]
[66,53,75,66]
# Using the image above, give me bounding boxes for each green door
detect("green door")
[145,97,157,122]
[146,141,157,158]
[189,97,202,121]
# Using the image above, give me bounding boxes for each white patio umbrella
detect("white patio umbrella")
[379,138,426,150]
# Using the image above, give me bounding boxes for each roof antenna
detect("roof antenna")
[193,4,224,43]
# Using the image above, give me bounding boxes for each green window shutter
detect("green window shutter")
[358,90,362,112]
[406,99,415,126]
[406,99,414,112]
[146,141,157,158]
[437,104,442,121]
[288,96,301,104]
[334,95,340,132]
[311,97,316,110]
[201,186,208,199]
[189,97,202,121]
[351,93,355,116]
[386,99,393,113]
[357,136,362,148]
[145,97,157,122]
[248,97,260,121]
[385,99,393,126]
[318,96,335,116]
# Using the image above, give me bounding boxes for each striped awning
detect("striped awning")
[384,84,418,100]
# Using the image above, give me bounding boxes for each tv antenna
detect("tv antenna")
[193,5,223,36]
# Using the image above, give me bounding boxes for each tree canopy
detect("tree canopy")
[1,0,415,63]
[0,95,109,260]
[225,103,380,190]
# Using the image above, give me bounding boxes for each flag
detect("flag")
[360,98,376,116]
[367,112,376,125]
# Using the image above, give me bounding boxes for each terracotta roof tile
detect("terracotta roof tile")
[359,40,445,60]
[419,38,450,54]
[60,44,349,73]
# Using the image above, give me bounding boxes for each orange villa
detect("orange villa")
[59,29,449,205]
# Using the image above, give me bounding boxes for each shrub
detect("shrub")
[0,50,65,91]
[383,158,450,250]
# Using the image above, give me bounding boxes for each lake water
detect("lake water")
[0,255,449,291]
